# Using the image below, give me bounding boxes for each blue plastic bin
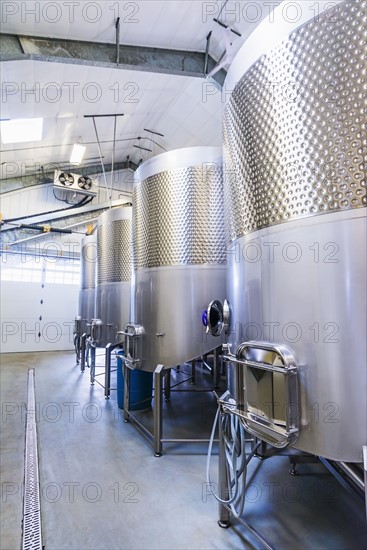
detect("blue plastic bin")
[117,351,153,411]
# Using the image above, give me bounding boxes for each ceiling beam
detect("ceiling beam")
[0,33,226,86]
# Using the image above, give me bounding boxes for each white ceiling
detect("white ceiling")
[0,60,223,178]
[1,1,270,57]
[0,1,272,180]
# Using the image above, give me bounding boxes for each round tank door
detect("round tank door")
[204,299,230,337]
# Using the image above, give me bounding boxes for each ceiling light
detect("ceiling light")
[0,118,43,144]
[70,143,86,165]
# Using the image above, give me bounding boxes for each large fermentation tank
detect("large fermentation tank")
[223,0,366,462]
[95,206,132,347]
[78,234,97,334]
[131,147,227,371]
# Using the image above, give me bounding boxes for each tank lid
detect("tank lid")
[97,205,132,226]
[135,146,222,182]
[81,233,97,247]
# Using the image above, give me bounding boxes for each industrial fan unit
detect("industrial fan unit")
[53,170,98,197]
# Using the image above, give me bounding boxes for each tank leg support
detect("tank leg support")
[254,438,267,460]
[218,409,230,528]
[214,346,221,389]
[90,345,96,385]
[123,361,130,422]
[105,344,112,399]
[104,343,119,400]
[80,334,87,373]
[76,336,80,364]
[154,365,165,457]
[164,369,171,401]
[191,359,196,385]
[74,332,80,364]
[363,446,367,522]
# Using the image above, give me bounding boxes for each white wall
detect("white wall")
[0,168,134,353]
[0,281,79,353]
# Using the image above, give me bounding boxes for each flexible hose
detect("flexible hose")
[206,402,248,518]
[86,340,92,369]
[2,195,93,225]
[85,336,98,369]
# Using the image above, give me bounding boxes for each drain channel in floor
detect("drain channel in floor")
[22,369,43,550]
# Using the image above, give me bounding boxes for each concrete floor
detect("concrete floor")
[1,351,366,550]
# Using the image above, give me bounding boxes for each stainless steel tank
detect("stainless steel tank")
[130,147,227,372]
[95,206,132,347]
[223,0,366,462]
[78,234,97,334]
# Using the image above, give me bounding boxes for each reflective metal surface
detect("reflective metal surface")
[225,0,346,98]
[95,207,132,347]
[133,147,227,371]
[97,207,132,284]
[134,148,226,270]
[225,342,299,448]
[206,299,230,337]
[224,0,366,242]
[227,211,367,462]
[133,265,227,370]
[78,234,97,333]
[224,0,367,462]
[135,146,222,182]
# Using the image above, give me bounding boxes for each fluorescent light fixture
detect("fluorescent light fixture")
[70,143,86,165]
[0,118,43,144]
